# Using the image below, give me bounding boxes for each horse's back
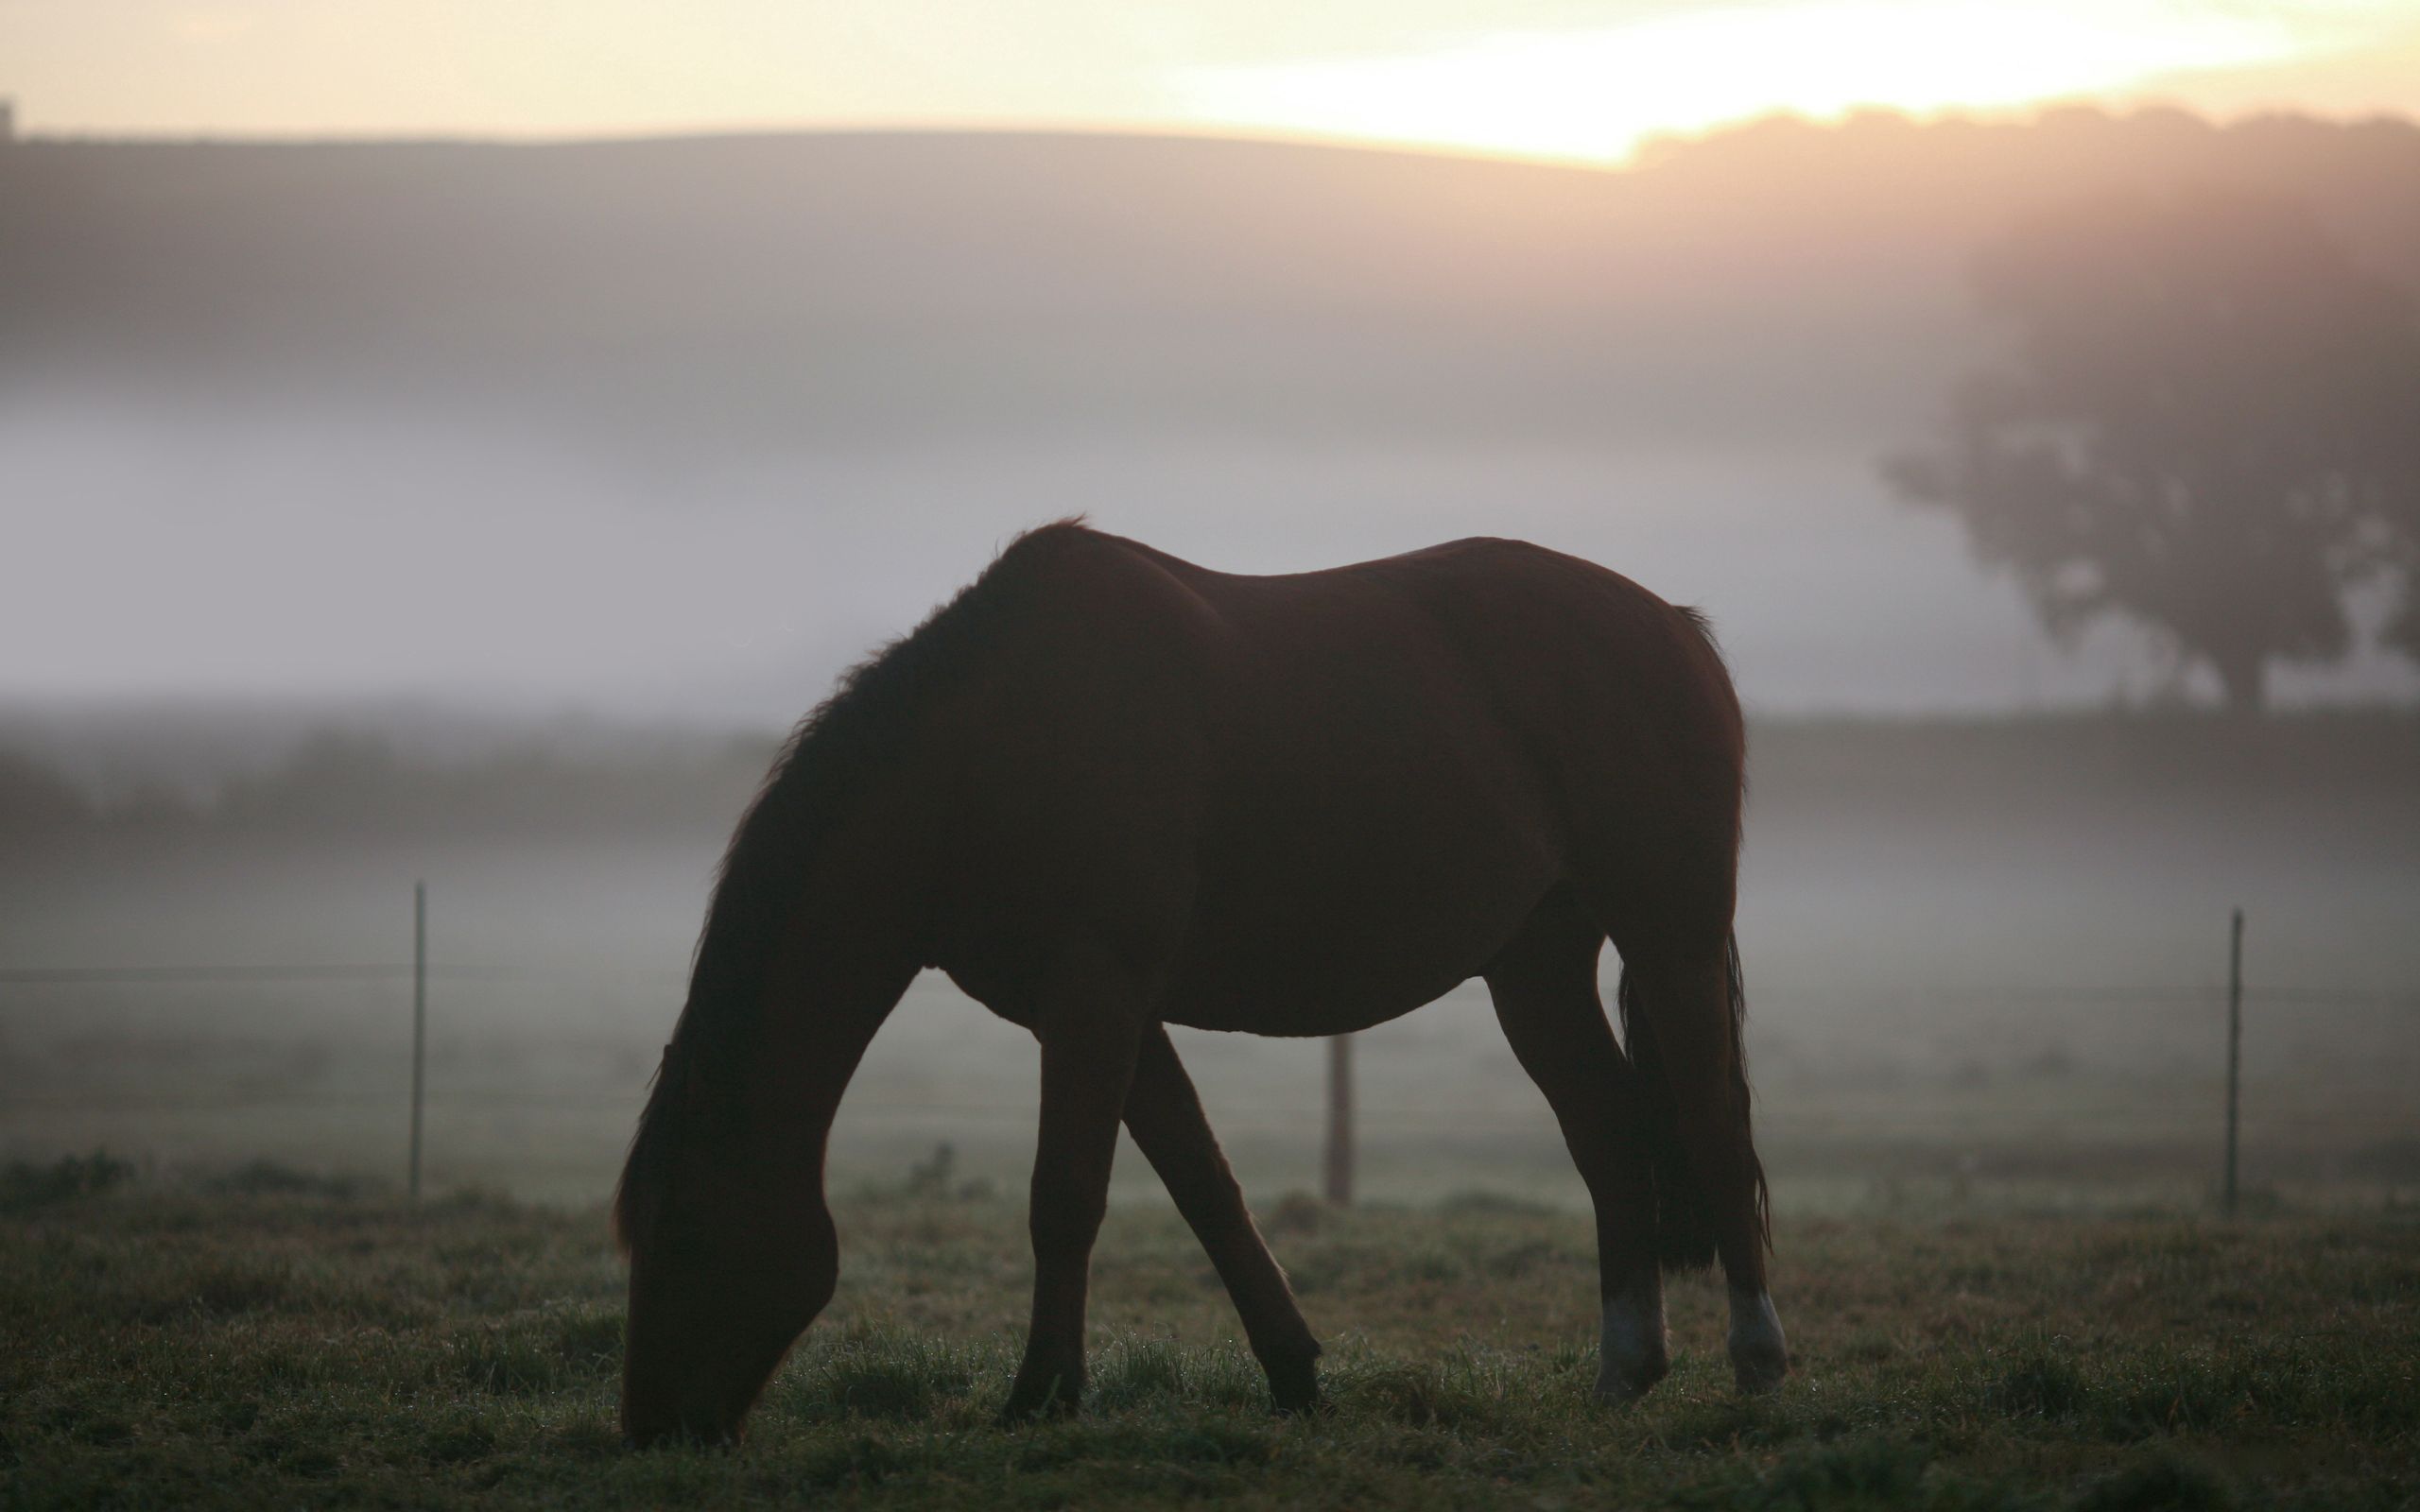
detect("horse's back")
[932,526,1742,1029]
[1173,535,1741,849]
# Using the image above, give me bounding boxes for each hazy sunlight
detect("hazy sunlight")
[1172,0,2303,163]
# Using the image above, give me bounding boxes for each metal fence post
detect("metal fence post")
[2224,907,2242,1217]
[409,881,426,1203]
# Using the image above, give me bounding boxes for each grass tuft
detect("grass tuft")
[1982,1344,2089,1420]
[2073,1452,2236,1512]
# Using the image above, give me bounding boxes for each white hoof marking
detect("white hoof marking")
[1727,1284,1789,1394]
[1596,1282,1669,1403]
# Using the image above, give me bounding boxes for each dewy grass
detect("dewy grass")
[2,1183,2415,1509]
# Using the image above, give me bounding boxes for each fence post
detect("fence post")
[409,881,427,1204]
[2223,907,2242,1217]
[1323,1033,1354,1206]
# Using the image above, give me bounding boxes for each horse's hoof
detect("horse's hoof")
[996,1393,1080,1426]
[619,1408,742,1452]
[1594,1289,1670,1406]
[1732,1351,1788,1396]
[1267,1355,1325,1417]
[996,1398,1077,1426]
[1727,1289,1790,1396]
[997,1378,1081,1425]
[1591,1354,1669,1407]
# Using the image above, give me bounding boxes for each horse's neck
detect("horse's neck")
[683,721,958,1170]
[660,946,910,1202]
[763,954,917,1137]
[699,834,927,1161]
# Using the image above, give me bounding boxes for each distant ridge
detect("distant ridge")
[5,111,2415,455]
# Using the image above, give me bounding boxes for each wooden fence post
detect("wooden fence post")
[1323,1033,1354,1206]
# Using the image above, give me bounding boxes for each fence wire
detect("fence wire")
[6,940,2415,1194]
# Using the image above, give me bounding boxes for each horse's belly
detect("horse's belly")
[1155,976,1457,1037]
[1156,827,1556,1036]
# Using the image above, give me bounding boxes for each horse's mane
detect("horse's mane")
[1672,605,1724,666]
[614,519,1096,1251]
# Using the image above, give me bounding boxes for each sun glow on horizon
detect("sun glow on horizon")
[4,0,2412,156]
[1169,1,2309,165]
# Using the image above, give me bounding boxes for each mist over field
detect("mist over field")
[6,710,2414,1210]
[6,109,2419,1214]
[8,112,2420,721]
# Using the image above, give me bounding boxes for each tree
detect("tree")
[1885,191,2420,713]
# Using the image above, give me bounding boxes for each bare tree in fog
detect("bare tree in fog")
[1886,192,2420,713]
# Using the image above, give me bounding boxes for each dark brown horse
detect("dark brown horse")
[614,522,1787,1445]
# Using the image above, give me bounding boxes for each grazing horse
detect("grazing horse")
[614,522,1788,1445]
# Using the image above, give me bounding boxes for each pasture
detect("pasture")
[5,1169,2415,1509]
[5,714,2416,1503]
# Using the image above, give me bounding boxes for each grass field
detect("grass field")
[6,1164,2415,1510]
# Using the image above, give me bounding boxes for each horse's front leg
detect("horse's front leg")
[1001,961,1146,1421]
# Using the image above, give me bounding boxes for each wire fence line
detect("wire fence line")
[5,896,2415,1203]
[1933,986,2420,1010]
[4,962,2414,1008]
[0,963,689,987]
[6,1088,2412,1135]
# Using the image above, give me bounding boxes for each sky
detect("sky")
[6,0,2420,163]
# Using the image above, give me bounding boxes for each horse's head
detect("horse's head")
[616,1074,838,1448]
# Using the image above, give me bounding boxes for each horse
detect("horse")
[614,521,1788,1445]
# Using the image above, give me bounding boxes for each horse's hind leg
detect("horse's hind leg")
[1002,960,1147,1421]
[1483,889,1669,1403]
[1123,1024,1322,1413]
[1621,942,1789,1394]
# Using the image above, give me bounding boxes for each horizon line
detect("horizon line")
[9,99,2417,173]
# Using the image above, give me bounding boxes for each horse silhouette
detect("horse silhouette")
[615,521,1787,1444]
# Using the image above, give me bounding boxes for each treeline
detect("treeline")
[1750,709,2420,816]
[4,711,2413,854]
[0,729,777,849]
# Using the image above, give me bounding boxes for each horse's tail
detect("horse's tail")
[1616,932,1768,1274]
